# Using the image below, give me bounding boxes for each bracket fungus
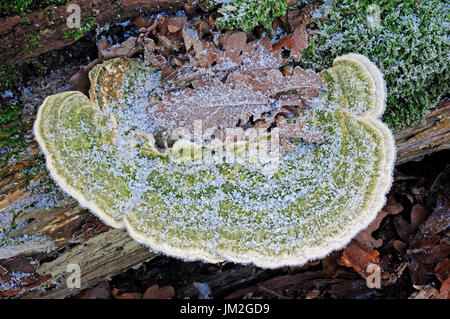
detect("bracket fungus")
[34,51,395,268]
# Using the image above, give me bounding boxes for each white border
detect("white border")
[34,91,125,229]
[35,54,396,268]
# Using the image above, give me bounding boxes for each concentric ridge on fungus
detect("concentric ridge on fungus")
[33,53,396,268]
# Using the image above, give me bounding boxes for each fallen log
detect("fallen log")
[0,101,448,298]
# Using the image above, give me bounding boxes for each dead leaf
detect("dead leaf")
[100,37,143,60]
[193,20,211,39]
[112,288,142,299]
[410,197,449,249]
[184,0,199,14]
[386,262,408,285]
[182,26,217,67]
[69,58,101,95]
[166,16,188,33]
[321,251,346,278]
[392,240,407,255]
[276,117,326,151]
[307,259,321,266]
[147,28,323,148]
[338,240,380,275]
[75,281,111,299]
[273,26,308,61]
[394,204,427,242]
[408,237,450,285]
[355,210,388,248]
[434,258,450,282]
[383,192,404,215]
[440,278,450,299]
[284,1,321,32]
[221,31,247,52]
[133,16,155,30]
[142,284,175,299]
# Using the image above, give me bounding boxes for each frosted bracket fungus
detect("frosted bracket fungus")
[34,52,395,268]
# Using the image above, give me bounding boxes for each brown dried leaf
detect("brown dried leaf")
[184,0,199,14]
[383,192,404,215]
[393,239,407,255]
[394,204,427,242]
[142,284,175,299]
[221,31,247,52]
[133,16,156,30]
[69,58,101,95]
[355,210,388,248]
[434,258,450,282]
[148,81,275,134]
[182,26,217,67]
[112,288,142,299]
[97,37,110,59]
[408,237,450,285]
[440,278,450,299]
[166,16,188,33]
[285,1,321,32]
[321,251,346,278]
[305,289,321,299]
[410,285,440,299]
[75,281,111,299]
[193,20,211,39]
[338,240,380,275]
[273,26,308,61]
[100,37,143,60]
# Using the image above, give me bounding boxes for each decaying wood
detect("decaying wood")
[0,148,156,299]
[23,229,155,299]
[395,101,450,165]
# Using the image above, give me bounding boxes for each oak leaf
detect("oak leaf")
[147,27,324,150]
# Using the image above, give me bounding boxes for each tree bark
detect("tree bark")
[395,101,450,165]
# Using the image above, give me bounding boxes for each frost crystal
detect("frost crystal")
[33,53,395,268]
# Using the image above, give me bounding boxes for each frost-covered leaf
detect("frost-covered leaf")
[147,30,323,147]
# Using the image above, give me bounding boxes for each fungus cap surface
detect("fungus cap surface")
[34,54,395,268]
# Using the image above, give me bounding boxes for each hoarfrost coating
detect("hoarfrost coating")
[33,53,395,268]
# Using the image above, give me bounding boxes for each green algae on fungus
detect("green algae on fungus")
[34,54,395,268]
